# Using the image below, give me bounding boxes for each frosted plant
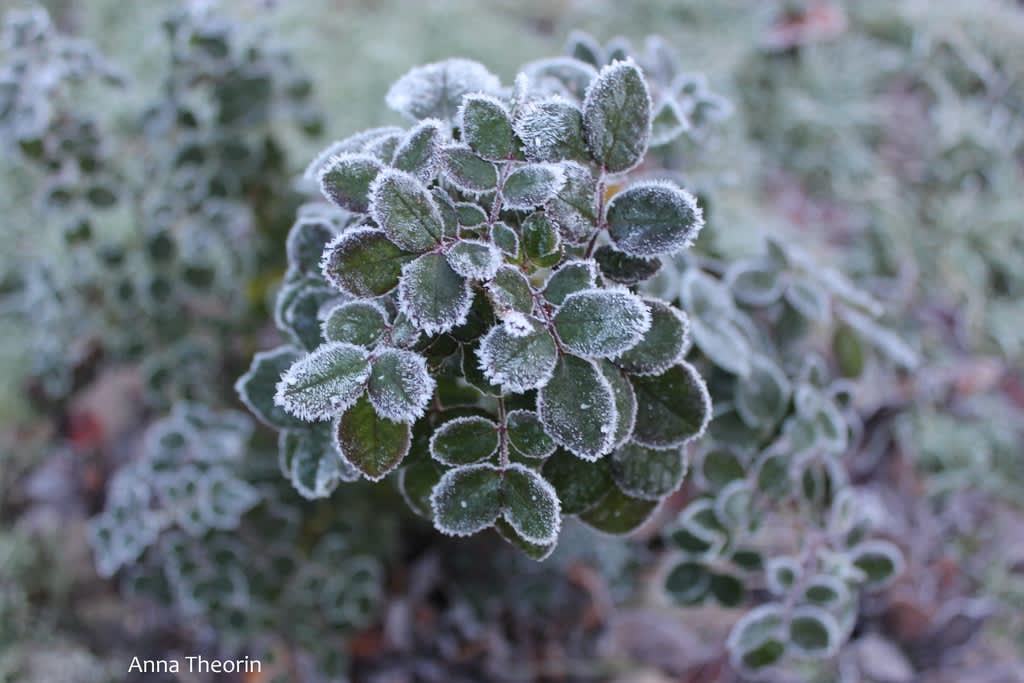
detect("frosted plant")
[239,51,713,557]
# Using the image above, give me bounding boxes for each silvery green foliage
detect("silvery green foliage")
[242,51,713,556]
[88,403,259,578]
[1,5,319,405]
[650,236,910,674]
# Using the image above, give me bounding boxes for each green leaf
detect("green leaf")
[630,362,711,449]
[566,30,603,67]
[610,441,687,500]
[486,265,534,316]
[579,486,658,534]
[605,182,703,257]
[850,540,903,588]
[430,416,499,466]
[399,457,444,518]
[728,604,787,672]
[282,284,337,350]
[367,348,435,422]
[494,518,556,561]
[369,169,444,251]
[445,239,502,280]
[543,259,597,305]
[599,360,637,448]
[554,288,651,358]
[392,119,444,183]
[321,301,389,347]
[515,97,588,163]
[460,94,515,161]
[455,201,487,227]
[279,424,348,499]
[697,448,745,489]
[321,227,415,297]
[477,317,558,392]
[614,299,688,375]
[546,161,597,244]
[832,324,866,377]
[665,561,711,604]
[727,258,785,307]
[442,144,498,193]
[538,354,617,461]
[786,279,830,321]
[765,557,800,594]
[541,449,613,515]
[430,463,503,536]
[650,98,690,146]
[788,606,840,658]
[397,252,473,335]
[506,410,557,459]
[735,356,791,429]
[386,58,500,121]
[462,342,503,397]
[521,212,562,267]
[236,346,306,430]
[490,221,519,257]
[502,164,565,211]
[335,395,411,481]
[523,57,598,100]
[275,343,371,422]
[582,60,651,173]
[286,219,335,275]
[690,315,752,376]
[501,463,561,545]
[594,245,661,285]
[319,153,383,213]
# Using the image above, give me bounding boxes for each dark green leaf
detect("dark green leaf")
[610,441,687,500]
[275,343,371,422]
[369,169,444,251]
[582,61,651,173]
[538,354,617,460]
[321,227,415,297]
[630,362,711,449]
[605,182,703,257]
[430,416,499,466]
[335,396,411,481]
[397,252,473,334]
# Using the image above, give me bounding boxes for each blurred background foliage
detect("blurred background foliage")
[1,0,1022,681]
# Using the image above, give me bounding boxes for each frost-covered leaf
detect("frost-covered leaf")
[728,604,787,672]
[542,448,613,514]
[697,448,745,489]
[477,317,557,393]
[594,244,661,284]
[304,127,404,179]
[521,212,561,266]
[486,265,534,316]
[319,153,383,213]
[321,300,389,347]
[788,606,840,658]
[367,348,435,422]
[397,252,473,335]
[365,130,404,160]
[507,410,556,459]
[286,219,335,275]
[538,354,617,460]
[501,463,561,545]
[650,98,690,146]
[275,343,371,422]
[369,169,444,251]
[392,118,444,182]
[490,221,519,257]
[432,186,460,238]
[321,227,415,297]
[554,288,651,358]
[630,362,711,449]
[523,57,597,101]
[445,239,502,280]
[502,163,565,210]
[850,540,903,589]
[599,360,637,448]
[605,182,703,257]
[462,342,503,397]
[399,457,444,518]
[690,315,752,376]
[430,463,503,536]
[543,258,597,305]
[459,93,514,161]
[494,518,556,561]
[429,416,499,466]
[727,258,785,307]
[615,300,688,375]
[786,279,830,321]
[582,60,651,173]
[579,486,658,534]
[735,356,791,428]
[665,561,711,604]
[280,425,344,499]
[546,161,597,244]
[335,395,411,481]
[386,58,500,121]
[515,97,587,162]
[442,144,498,193]
[456,201,487,227]
[566,30,603,68]
[282,284,338,350]
[612,441,686,504]
[236,346,306,430]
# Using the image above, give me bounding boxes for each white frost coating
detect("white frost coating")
[440,142,497,195]
[764,556,802,596]
[545,160,597,244]
[391,118,446,182]
[367,348,436,422]
[540,258,598,305]
[273,342,371,422]
[302,127,404,180]
[582,58,651,173]
[490,223,520,257]
[477,320,557,393]
[234,346,300,429]
[501,462,562,545]
[554,288,652,358]
[725,603,787,672]
[317,152,383,211]
[395,254,473,336]
[368,168,443,251]
[500,310,533,338]
[537,356,620,461]
[428,415,499,466]
[319,226,387,296]
[615,298,690,377]
[429,463,502,537]
[501,163,566,211]
[787,606,842,658]
[444,239,502,281]
[514,95,583,162]
[386,59,501,122]
[605,180,704,258]
[457,92,512,154]
[319,299,390,346]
